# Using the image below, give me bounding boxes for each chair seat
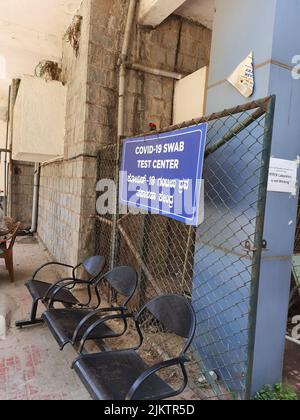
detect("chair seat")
[26,280,79,305]
[43,309,114,349]
[74,350,174,400]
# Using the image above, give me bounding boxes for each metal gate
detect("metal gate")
[295,197,300,253]
[94,96,275,400]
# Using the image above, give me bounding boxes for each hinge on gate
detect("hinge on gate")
[243,239,268,253]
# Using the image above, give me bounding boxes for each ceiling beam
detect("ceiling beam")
[138,0,187,27]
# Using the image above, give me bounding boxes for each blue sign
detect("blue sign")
[120,124,208,226]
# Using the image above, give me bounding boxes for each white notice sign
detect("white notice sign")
[227,52,255,98]
[267,158,298,195]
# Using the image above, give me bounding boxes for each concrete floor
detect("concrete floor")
[0,237,90,400]
[0,237,299,400]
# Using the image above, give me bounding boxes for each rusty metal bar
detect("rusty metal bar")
[205,107,265,158]
[245,95,276,400]
[128,96,271,139]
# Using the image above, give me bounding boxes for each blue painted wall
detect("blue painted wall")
[193,0,300,397]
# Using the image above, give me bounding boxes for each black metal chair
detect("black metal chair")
[42,266,138,350]
[16,256,106,328]
[73,294,196,401]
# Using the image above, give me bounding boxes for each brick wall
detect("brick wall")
[38,0,92,265]
[86,0,212,151]
[37,0,212,266]
[38,159,82,263]
[11,162,34,228]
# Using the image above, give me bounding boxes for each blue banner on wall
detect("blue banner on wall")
[120,124,208,226]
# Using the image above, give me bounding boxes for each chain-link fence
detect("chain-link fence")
[295,197,300,253]
[94,96,275,400]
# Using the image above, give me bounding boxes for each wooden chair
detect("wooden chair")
[4,217,15,232]
[0,222,21,283]
[0,217,15,236]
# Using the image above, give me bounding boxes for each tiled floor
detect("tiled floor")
[0,236,299,400]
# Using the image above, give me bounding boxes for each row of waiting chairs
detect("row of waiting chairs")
[16,256,196,401]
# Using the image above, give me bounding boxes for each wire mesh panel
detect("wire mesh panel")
[95,97,275,400]
[95,145,117,273]
[295,197,300,253]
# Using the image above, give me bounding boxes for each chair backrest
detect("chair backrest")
[82,256,106,279]
[4,217,15,231]
[7,222,21,250]
[103,266,138,304]
[138,295,196,352]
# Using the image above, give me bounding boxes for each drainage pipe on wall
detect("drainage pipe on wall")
[117,0,137,139]
[3,86,11,215]
[30,163,40,234]
[127,63,184,80]
[110,0,137,269]
[7,79,20,218]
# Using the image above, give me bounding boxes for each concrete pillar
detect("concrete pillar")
[203,0,300,396]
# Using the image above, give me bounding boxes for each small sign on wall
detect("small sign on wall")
[267,158,299,195]
[227,52,255,98]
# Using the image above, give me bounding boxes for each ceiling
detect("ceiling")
[176,0,215,29]
[0,0,82,112]
[0,0,215,117]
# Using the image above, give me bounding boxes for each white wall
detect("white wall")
[12,75,66,162]
[0,0,82,116]
[173,67,208,124]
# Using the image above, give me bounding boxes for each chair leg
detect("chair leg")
[5,252,15,283]
[30,299,39,321]
[15,299,44,328]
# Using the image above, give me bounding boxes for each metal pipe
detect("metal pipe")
[4,86,11,215]
[205,107,266,158]
[129,96,272,139]
[30,163,40,233]
[111,0,137,270]
[245,95,276,400]
[117,0,137,138]
[127,62,184,80]
[7,80,20,218]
